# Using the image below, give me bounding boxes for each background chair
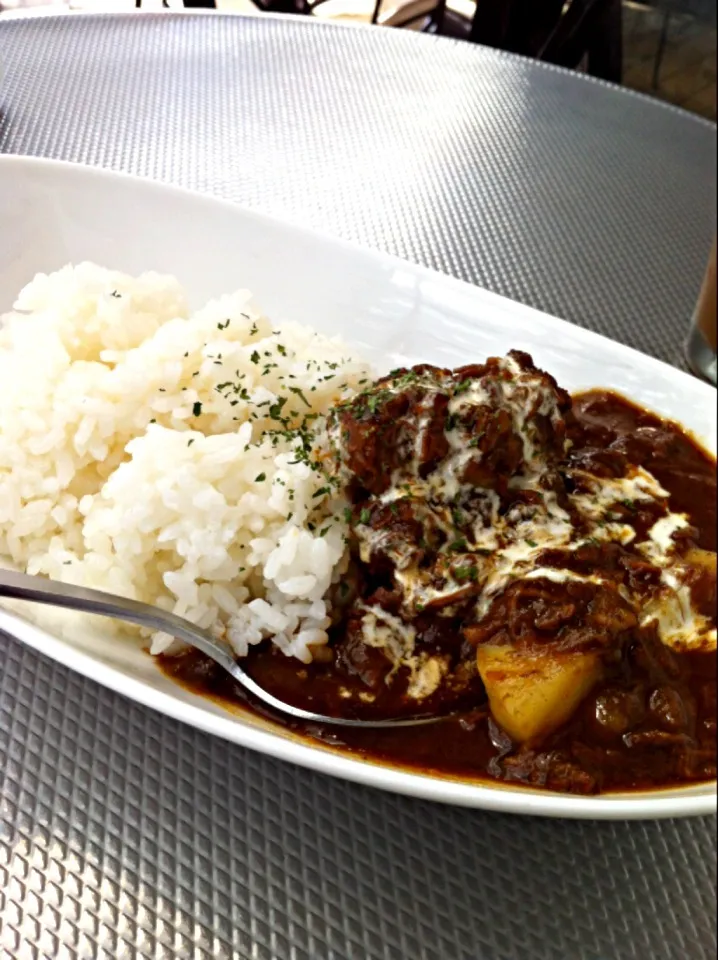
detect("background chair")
[252,0,445,31]
[136,1,215,5]
[468,0,623,82]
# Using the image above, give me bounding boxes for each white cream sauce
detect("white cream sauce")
[359,604,449,699]
[339,360,716,681]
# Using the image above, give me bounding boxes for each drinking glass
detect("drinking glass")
[686,238,717,385]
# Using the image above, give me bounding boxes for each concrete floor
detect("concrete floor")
[1,0,715,120]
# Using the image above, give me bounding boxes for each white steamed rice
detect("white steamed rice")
[0,263,371,662]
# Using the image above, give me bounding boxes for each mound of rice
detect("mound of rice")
[0,263,371,661]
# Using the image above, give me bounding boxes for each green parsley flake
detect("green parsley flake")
[288,385,311,407]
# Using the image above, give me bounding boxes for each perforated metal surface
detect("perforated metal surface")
[0,12,716,960]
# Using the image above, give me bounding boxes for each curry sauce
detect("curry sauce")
[161,366,717,795]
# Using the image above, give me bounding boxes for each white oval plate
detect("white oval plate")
[1,155,716,819]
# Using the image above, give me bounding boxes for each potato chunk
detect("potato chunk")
[476,645,602,743]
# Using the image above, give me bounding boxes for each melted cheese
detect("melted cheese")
[470,489,502,551]
[473,497,575,619]
[406,654,449,699]
[447,380,490,415]
[337,361,714,672]
[502,354,561,468]
[359,605,449,699]
[587,522,636,545]
[441,356,567,499]
[570,466,668,520]
[639,513,689,562]
[641,570,717,652]
[634,515,713,651]
[360,605,417,678]
[523,567,605,585]
[427,448,474,502]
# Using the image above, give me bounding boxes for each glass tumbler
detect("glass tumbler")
[686,238,717,385]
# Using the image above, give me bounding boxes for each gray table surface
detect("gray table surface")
[0,12,716,960]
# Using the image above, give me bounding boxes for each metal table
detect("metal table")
[0,12,716,960]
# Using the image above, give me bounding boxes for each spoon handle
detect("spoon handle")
[0,566,231,659]
[0,568,444,728]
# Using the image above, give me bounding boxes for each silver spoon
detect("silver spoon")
[0,568,448,728]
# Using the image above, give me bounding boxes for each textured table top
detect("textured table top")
[0,12,717,960]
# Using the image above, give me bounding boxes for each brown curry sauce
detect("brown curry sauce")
[160,390,717,795]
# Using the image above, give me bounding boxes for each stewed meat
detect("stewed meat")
[162,355,717,795]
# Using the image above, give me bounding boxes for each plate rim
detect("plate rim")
[2,153,716,413]
[0,153,716,414]
[1,153,716,819]
[2,607,715,819]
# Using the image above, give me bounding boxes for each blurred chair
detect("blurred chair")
[135,1,259,8]
[135,0,441,26]
[131,0,619,76]
[469,0,623,82]
[253,0,445,31]
[135,1,217,7]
